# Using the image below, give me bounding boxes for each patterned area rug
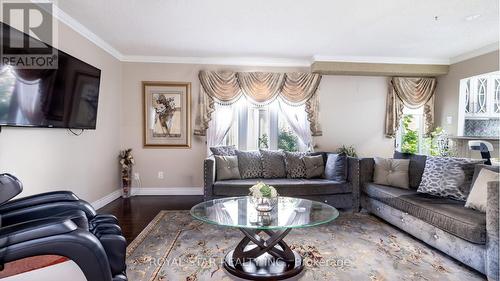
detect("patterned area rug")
[126,211,485,281]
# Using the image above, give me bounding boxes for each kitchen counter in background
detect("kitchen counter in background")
[450,136,499,141]
[450,136,500,158]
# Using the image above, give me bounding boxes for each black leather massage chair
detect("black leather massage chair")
[0,173,127,281]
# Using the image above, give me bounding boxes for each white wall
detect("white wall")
[435,50,499,134]
[121,63,307,189]
[121,65,394,190]
[314,75,394,158]
[0,22,122,202]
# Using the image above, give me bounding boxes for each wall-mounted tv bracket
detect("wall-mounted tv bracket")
[68,128,85,136]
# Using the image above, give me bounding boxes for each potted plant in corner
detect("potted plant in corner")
[119,149,135,198]
[249,182,278,212]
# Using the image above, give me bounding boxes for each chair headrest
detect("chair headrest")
[0,174,22,206]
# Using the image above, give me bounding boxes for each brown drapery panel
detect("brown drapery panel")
[198,71,241,102]
[237,72,285,104]
[194,71,322,136]
[385,77,437,138]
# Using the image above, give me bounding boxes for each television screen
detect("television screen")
[0,23,101,129]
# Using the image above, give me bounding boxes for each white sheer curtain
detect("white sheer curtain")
[278,100,313,151]
[206,103,237,154]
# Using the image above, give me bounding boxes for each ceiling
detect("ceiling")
[56,0,499,64]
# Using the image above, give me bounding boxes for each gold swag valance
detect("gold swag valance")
[194,71,322,136]
[385,77,437,138]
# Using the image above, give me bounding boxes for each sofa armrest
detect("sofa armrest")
[203,157,216,201]
[486,181,499,281]
[347,157,360,211]
[359,158,375,186]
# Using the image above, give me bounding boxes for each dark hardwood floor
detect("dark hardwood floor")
[98,195,203,244]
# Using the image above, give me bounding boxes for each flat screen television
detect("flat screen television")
[0,23,101,129]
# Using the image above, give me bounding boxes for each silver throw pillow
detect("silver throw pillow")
[303,155,324,179]
[417,156,483,201]
[260,149,286,178]
[373,157,410,189]
[235,150,263,179]
[284,151,307,179]
[215,156,241,181]
[210,145,236,156]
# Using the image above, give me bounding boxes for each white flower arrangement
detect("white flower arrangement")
[249,182,278,199]
[119,149,135,171]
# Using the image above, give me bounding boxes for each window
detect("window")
[396,107,426,154]
[396,106,448,155]
[222,98,304,152]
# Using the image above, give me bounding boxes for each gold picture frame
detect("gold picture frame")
[142,81,191,148]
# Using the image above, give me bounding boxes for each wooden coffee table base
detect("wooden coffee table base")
[223,228,304,280]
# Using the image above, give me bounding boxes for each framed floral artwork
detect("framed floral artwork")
[142,81,191,148]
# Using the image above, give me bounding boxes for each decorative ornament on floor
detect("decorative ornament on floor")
[249,182,278,212]
[119,148,135,198]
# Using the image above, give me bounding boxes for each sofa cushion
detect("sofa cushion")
[213,179,351,197]
[363,183,486,244]
[214,156,241,181]
[471,164,500,186]
[373,157,410,189]
[324,153,347,182]
[465,168,499,212]
[260,149,286,178]
[393,151,427,189]
[210,145,237,156]
[236,150,263,179]
[417,157,483,201]
[284,152,307,178]
[303,155,324,179]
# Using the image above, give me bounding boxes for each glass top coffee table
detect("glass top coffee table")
[190,196,339,280]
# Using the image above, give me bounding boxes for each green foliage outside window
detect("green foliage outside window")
[424,127,443,156]
[278,129,299,152]
[401,114,454,156]
[258,133,269,149]
[401,115,419,154]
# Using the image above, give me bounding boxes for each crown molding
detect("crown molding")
[34,1,124,60]
[39,2,498,68]
[122,55,312,67]
[449,42,499,64]
[313,55,449,65]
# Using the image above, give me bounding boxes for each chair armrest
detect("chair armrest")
[359,158,375,186]
[486,181,499,281]
[0,191,79,213]
[1,200,97,226]
[0,218,77,247]
[347,157,360,211]
[204,157,216,201]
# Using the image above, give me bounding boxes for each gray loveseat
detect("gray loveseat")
[360,152,499,280]
[203,152,360,210]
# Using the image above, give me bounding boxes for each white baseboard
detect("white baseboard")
[90,187,203,210]
[132,187,203,196]
[91,189,122,210]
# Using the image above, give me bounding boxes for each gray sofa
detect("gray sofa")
[360,153,499,280]
[203,152,360,210]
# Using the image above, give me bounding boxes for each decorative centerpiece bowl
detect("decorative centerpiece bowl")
[249,182,278,212]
